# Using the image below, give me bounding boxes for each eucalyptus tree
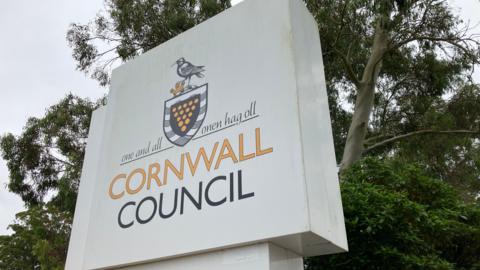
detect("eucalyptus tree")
[67,0,231,86]
[0,205,72,270]
[0,95,101,213]
[299,1,480,202]
[305,0,480,173]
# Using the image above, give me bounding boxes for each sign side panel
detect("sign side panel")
[65,106,108,270]
[289,0,348,252]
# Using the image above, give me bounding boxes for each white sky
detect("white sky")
[0,0,478,235]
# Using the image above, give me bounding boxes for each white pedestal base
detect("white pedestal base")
[118,243,304,270]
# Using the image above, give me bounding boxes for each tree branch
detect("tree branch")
[364,129,480,153]
[391,35,480,61]
[333,47,361,87]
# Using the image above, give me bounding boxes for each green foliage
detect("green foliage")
[0,230,37,269]
[0,205,72,270]
[306,158,480,269]
[67,0,231,86]
[0,94,101,213]
[387,84,480,201]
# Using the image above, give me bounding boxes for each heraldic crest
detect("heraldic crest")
[163,57,208,146]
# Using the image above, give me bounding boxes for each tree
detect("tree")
[67,0,231,86]
[0,94,101,213]
[306,158,480,269]
[386,84,480,201]
[0,205,72,270]
[0,94,94,269]
[305,0,480,173]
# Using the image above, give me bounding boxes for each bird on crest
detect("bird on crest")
[173,57,205,89]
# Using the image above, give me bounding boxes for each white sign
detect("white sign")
[66,0,347,268]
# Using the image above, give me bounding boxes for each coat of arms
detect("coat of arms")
[163,57,208,146]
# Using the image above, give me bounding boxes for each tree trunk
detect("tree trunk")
[339,21,388,173]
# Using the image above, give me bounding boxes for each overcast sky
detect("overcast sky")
[0,0,105,235]
[0,0,479,235]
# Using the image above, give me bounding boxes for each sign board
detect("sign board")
[66,0,348,268]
